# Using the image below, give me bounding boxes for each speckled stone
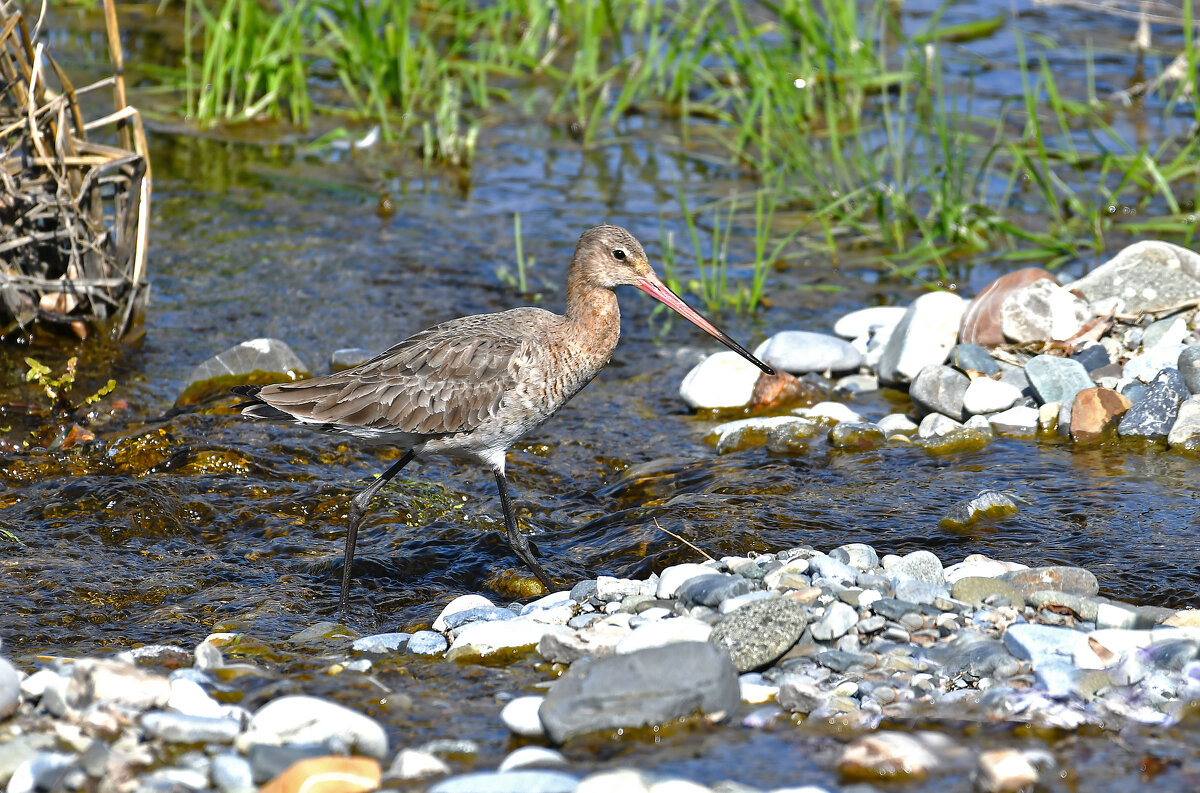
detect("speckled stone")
[1001,566,1099,598]
[709,598,809,672]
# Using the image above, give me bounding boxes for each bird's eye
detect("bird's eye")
[612,248,627,261]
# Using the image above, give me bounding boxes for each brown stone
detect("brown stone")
[748,370,823,410]
[1070,387,1132,442]
[260,757,381,793]
[959,268,1058,347]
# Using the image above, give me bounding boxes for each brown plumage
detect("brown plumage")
[234,225,774,615]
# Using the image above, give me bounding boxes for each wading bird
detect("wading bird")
[234,225,773,614]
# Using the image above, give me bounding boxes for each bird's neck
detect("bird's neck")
[563,276,621,357]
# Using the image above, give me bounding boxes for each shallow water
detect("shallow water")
[3,3,1200,790]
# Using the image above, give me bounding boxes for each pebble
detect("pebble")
[1167,395,1200,448]
[1118,367,1189,439]
[182,338,308,403]
[888,550,945,586]
[962,377,1022,415]
[918,413,964,438]
[407,630,450,655]
[793,401,863,424]
[1179,345,1200,393]
[833,306,908,339]
[830,543,879,571]
[939,490,1020,530]
[211,753,255,793]
[7,752,75,793]
[710,416,820,454]
[999,277,1092,343]
[0,656,19,719]
[142,711,242,743]
[810,602,857,641]
[679,351,763,409]
[987,405,1039,435]
[1070,387,1132,442]
[498,746,569,773]
[432,594,496,632]
[430,769,580,793]
[709,598,809,672]
[828,421,885,450]
[351,632,411,653]
[1064,240,1200,313]
[877,413,918,436]
[950,343,1001,376]
[500,696,546,738]
[909,365,969,420]
[1024,355,1095,406]
[388,748,451,780]
[877,291,967,385]
[448,619,571,660]
[753,330,863,373]
[243,695,388,759]
[615,617,711,654]
[677,574,752,607]
[656,563,716,599]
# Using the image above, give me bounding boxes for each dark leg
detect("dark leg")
[494,471,555,590]
[340,449,416,619]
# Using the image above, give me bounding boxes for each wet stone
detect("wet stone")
[710,415,821,455]
[1025,355,1095,406]
[1167,395,1200,448]
[963,377,1022,416]
[351,632,411,654]
[538,642,739,743]
[753,330,863,373]
[442,606,519,632]
[808,554,859,585]
[407,630,449,656]
[1118,367,1189,439]
[709,597,809,672]
[656,563,715,599]
[677,574,753,608]
[950,343,1001,376]
[910,364,970,420]
[1143,316,1190,349]
[679,351,762,409]
[179,338,310,405]
[498,746,569,773]
[433,594,495,631]
[247,743,335,783]
[871,598,924,620]
[500,696,546,738]
[828,421,886,450]
[1070,387,1132,442]
[878,413,918,436]
[988,405,1040,435]
[918,413,964,438]
[939,490,1020,530]
[245,695,388,759]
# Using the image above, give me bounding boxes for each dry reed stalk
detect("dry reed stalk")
[0,0,150,341]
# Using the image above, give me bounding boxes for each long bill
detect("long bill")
[636,271,776,376]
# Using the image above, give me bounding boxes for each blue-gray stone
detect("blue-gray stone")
[871,598,926,620]
[815,650,876,671]
[431,771,579,793]
[1147,638,1200,670]
[141,711,241,743]
[893,579,948,605]
[1002,624,1092,697]
[677,574,753,608]
[1024,355,1094,406]
[753,330,863,374]
[808,554,859,585]
[909,364,970,420]
[1143,316,1189,349]
[950,343,1000,376]
[407,630,449,656]
[1124,344,1189,382]
[1180,345,1200,394]
[247,744,340,784]
[1070,343,1110,372]
[928,633,1021,679]
[810,601,857,641]
[538,642,739,743]
[1120,380,1149,404]
[1118,367,1189,439]
[441,607,518,631]
[352,633,411,653]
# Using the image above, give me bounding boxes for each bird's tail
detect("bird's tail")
[230,384,294,422]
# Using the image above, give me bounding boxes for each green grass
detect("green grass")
[175,0,1200,310]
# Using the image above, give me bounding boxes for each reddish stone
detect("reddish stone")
[747,370,823,410]
[1070,387,1132,442]
[959,268,1058,347]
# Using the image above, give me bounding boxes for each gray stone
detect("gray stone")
[0,656,19,719]
[1001,566,1099,598]
[811,602,858,641]
[878,413,919,436]
[431,771,580,793]
[828,422,886,450]
[142,711,242,743]
[834,306,908,339]
[6,753,75,793]
[952,577,1025,610]
[939,490,1021,530]
[808,554,859,585]
[835,373,879,394]
[329,347,373,372]
[1002,624,1091,696]
[247,743,337,783]
[656,563,717,599]
[830,543,879,571]
[1118,368,1189,439]
[893,579,947,605]
[950,343,1000,376]
[185,338,309,392]
[1179,345,1200,394]
[871,598,925,620]
[538,642,739,743]
[351,633,411,653]
[963,377,1023,416]
[1071,343,1111,372]
[709,598,808,672]
[1000,278,1093,343]
[677,574,753,608]
[0,735,53,786]
[909,365,970,420]
[211,753,255,793]
[1064,240,1200,313]
[889,550,945,586]
[816,650,876,672]
[1124,344,1189,382]
[441,606,519,631]
[753,330,863,373]
[66,658,170,712]
[931,632,1021,679]
[1025,355,1094,406]
[245,695,388,759]
[1143,316,1190,349]
[917,413,964,438]
[877,292,967,385]
[389,748,452,780]
[1028,591,1098,621]
[407,630,449,656]
[777,677,825,713]
[1168,395,1200,449]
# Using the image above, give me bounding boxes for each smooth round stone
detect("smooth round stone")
[520,591,574,616]
[811,601,857,641]
[330,347,373,372]
[709,598,809,672]
[753,331,863,374]
[448,619,570,660]
[828,422,885,450]
[939,490,1020,530]
[1179,345,1200,394]
[834,306,908,339]
[1001,566,1098,598]
[430,770,579,793]
[443,607,519,633]
[500,696,546,738]
[793,401,864,424]
[0,656,20,719]
[950,343,1001,376]
[679,351,762,409]
[1143,316,1189,349]
[877,413,918,436]
[677,574,753,607]
[910,364,970,420]
[407,631,449,656]
[1168,396,1200,448]
[7,753,76,793]
[889,551,945,586]
[988,406,1039,435]
[892,579,947,605]
[352,633,411,654]
[246,696,388,759]
[962,377,1022,416]
[1025,355,1095,406]
[917,413,963,438]
[835,373,879,394]
[142,711,241,744]
[877,291,967,385]
[389,749,451,780]
[614,617,711,654]
[830,543,879,571]
[1123,345,1189,382]
[656,563,717,599]
[211,753,255,793]
[432,594,496,632]
[809,554,858,585]
[498,747,569,773]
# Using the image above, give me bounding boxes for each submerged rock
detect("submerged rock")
[939,490,1020,530]
[177,338,310,406]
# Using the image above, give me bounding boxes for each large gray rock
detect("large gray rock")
[709,598,808,672]
[877,292,966,385]
[538,642,739,743]
[1064,240,1200,314]
[1118,368,1190,440]
[909,365,969,420]
[753,331,863,374]
[1168,395,1200,449]
[181,338,310,405]
[1000,278,1093,343]
[1024,355,1094,406]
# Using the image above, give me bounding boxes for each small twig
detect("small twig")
[653,517,715,561]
